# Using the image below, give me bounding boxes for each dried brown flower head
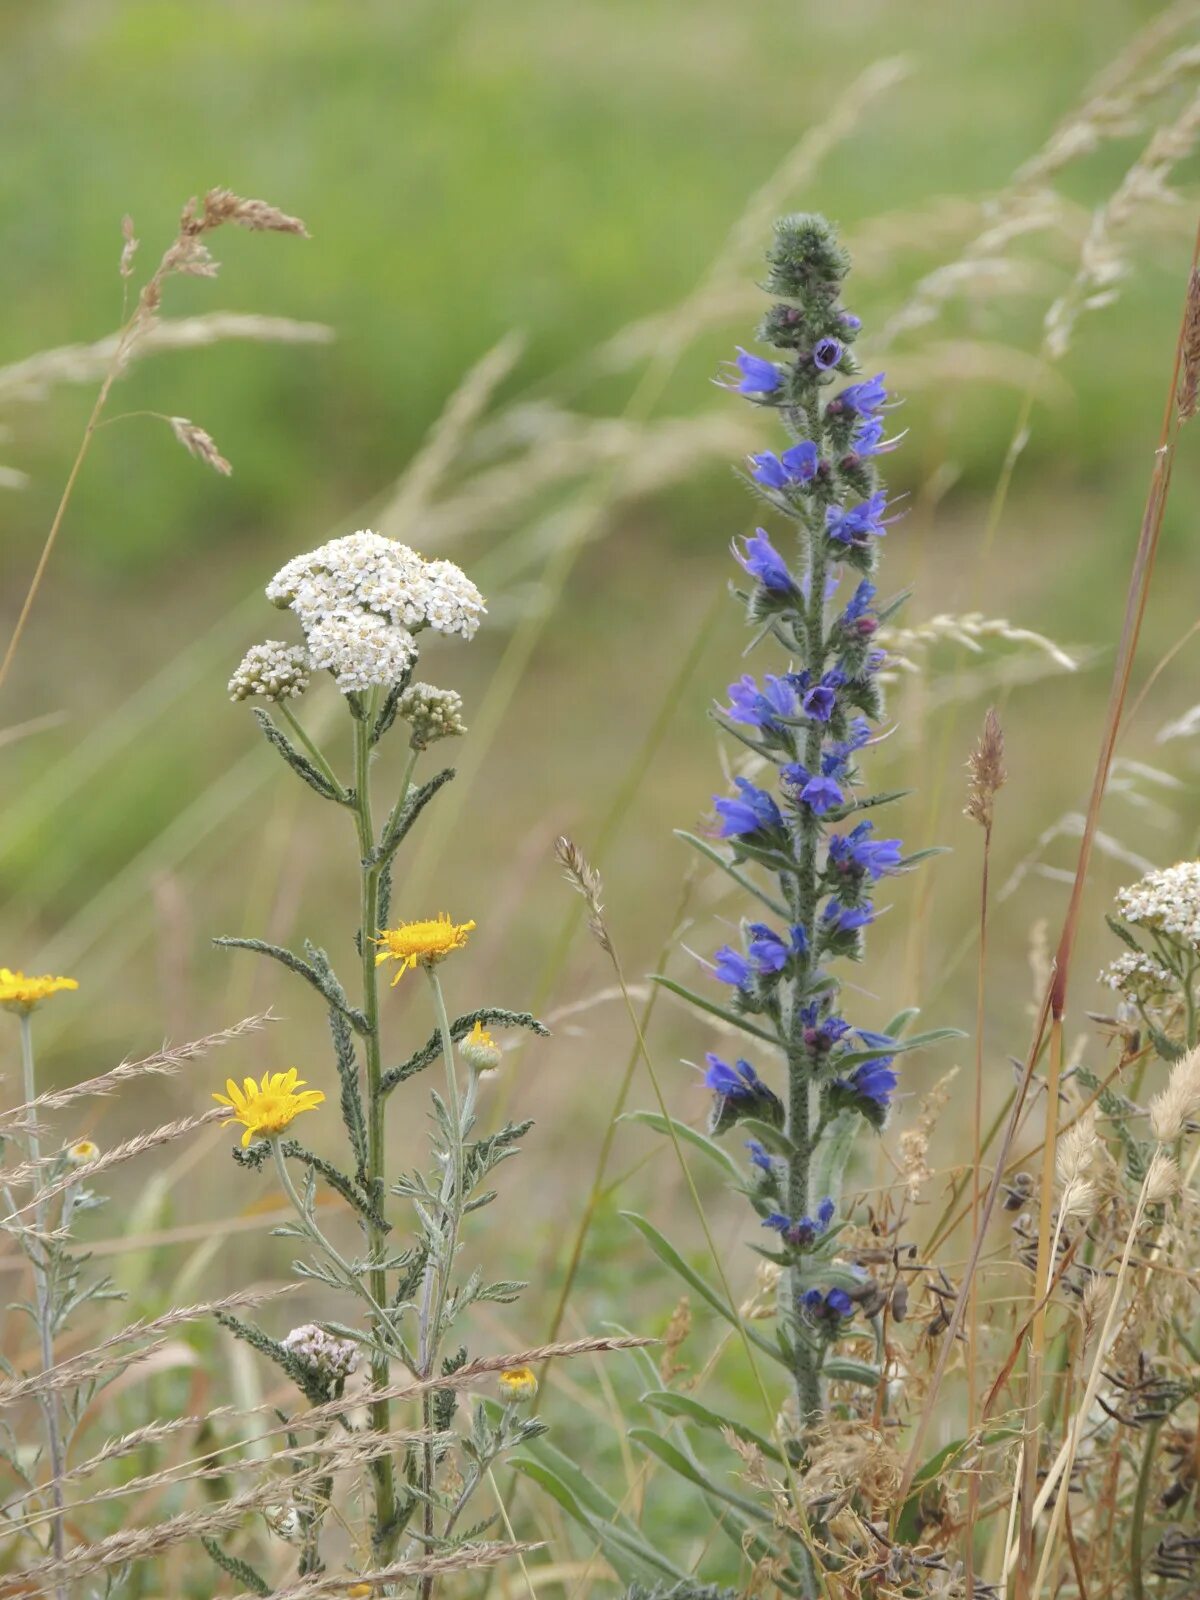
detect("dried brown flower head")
[964,707,1007,830]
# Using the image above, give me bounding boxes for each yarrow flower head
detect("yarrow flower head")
[228,640,311,703]
[213,1069,326,1147]
[373,915,476,984]
[1113,860,1200,950]
[397,682,466,751]
[258,530,486,698]
[0,969,78,1015]
[282,1323,360,1384]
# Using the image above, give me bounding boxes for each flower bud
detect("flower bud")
[498,1366,538,1404]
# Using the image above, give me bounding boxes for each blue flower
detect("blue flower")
[813,337,842,370]
[849,415,899,459]
[820,719,872,782]
[725,347,783,395]
[839,311,862,334]
[835,372,888,417]
[823,899,875,934]
[832,1058,898,1127]
[839,579,878,638]
[799,1002,851,1052]
[747,921,807,974]
[749,440,819,489]
[855,1028,896,1052]
[783,764,844,815]
[705,1053,764,1098]
[802,1285,855,1326]
[713,945,752,988]
[705,1054,784,1136]
[714,777,784,840]
[763,1198,835,1249]
[826,491,894,546]
[828,821,903,880]
[746,1138,774,1174]
[723,672,798,729]
[801,671,843,724]
[735,529,796,592]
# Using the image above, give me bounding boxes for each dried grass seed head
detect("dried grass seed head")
[1150,1044,1200,1143]
[964,706,1007,828]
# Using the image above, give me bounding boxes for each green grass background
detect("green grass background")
[3,0,1200,1582]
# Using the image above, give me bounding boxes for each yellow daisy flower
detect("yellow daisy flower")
[497,1366,538,1404]
[460,1019,502,1073]
[66,1139,100,1166]
[373,915,475,984]
[213,1069,326,1147]
[0,968,79,1015]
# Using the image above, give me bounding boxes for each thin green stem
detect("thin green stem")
[279,701,349,803]
[352,697,399,1558]
[416,966,471,1600]
[19,1015,68,1595]
[1130,1419,1163,1600]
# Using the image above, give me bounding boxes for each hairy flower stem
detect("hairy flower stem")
[785,513,831,1427]
[416,968,471,1600]
[352,702,399,1559]
[19,1016,68,1596]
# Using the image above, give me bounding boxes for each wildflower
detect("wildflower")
[1100,949,1173,1006]
[799,1003,851,1053]
[822,899,875,935]
[213,1069,326,1147]
[305,610,416,694]
[749,440,819,489]
[1114,861,1200,949]
[460,1019,502,1074]
[704,1053,784,1135]
[782,765,843,815]
[828,822,902,881]
[498,1366,538,1404]
[802,1285,855,1327]
[396,682,466,751]
[763,1197,835,1249]
[282,1323,360,1387]
[722,347,782,395]
[0,969,79,1015]
[713,945,752,987]
[734,529,796,594]
[228,640,311,703]
[825,491,894,546]
[723,673,799,729]
[66,1139,99,1166]
[812,337,842,370]
[373,915,476,983]
[746,1138,774,1174]
[346,1586,373,1599]
[839,311,862,334]
[747,921,807,974]
[830,1058,898,1128]
[714,777,785,842]
[831,372,888,418]
[847,415,899,460]
[798,670,843,724]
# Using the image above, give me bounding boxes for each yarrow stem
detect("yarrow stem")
[351,690,400,1556]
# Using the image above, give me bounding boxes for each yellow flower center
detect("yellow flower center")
[0,968,79,1014]
[67,1139,99,1165]
[497,1365,538,1404]
[373,915,475,984]
[213,1069,326,1147]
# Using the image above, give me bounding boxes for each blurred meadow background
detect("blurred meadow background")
[4,0,1200,1585]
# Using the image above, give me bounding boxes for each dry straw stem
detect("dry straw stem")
[0,1108,225,1221]
[0,1009,274,1128]
[234,1543,541,1600]
[554,836,613,956]
[0,312,332,409]
[0,1285,300,1408]
[882,614,1077,676]
[0,188,311,694]
[893,216,1200,1555]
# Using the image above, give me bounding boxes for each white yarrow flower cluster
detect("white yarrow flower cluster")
[282,1322,360,1381]
[398,682,467,750]
[263,530,485,696]
[1099,949,1174,1005]
[228,641,311,703]
[1114,861,1200,948]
